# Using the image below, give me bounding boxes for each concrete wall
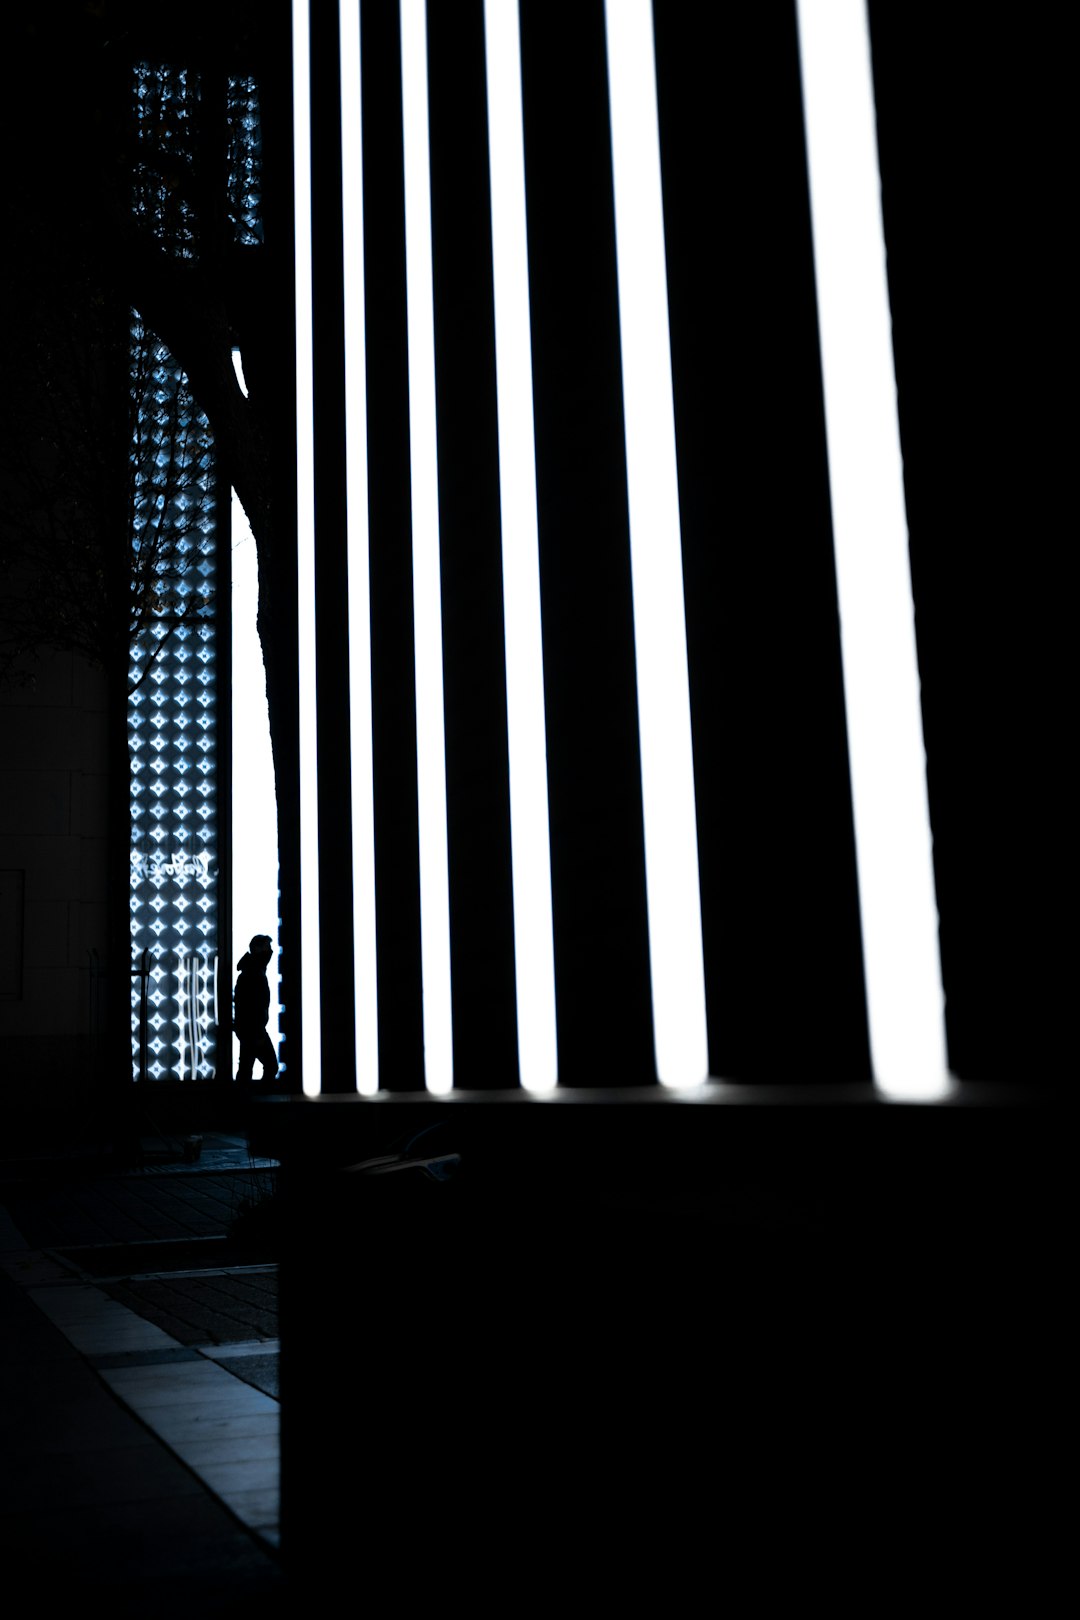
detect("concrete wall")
[0,649,112,1106]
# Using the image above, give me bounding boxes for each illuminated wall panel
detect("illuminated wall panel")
[339,0,379,1095]
[127,54,268,1081]
[292,0,322,1097]
[484,0,558,1093]
[604,0,708,1089]
[796,0,950,1099]
[305,6,952,1095]
[227,74,264,246]
[127,328,220,1080]
[230,485,282,1079]
[133,63,199,259]
[401,0,454,1095]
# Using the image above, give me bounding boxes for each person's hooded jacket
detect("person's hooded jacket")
[233,951,271,1037]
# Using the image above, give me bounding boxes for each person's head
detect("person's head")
[249,934,274,963]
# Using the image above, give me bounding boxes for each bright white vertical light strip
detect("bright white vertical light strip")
[293,0,322,1096]
[400,0,453,1095]
[604,0,709,1089]
[339,0,379,1096]
[796,0,951,1102]
[231,485,281,1080]
[483,0,558,1094]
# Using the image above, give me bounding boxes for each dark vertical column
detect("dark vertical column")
[518,0,655,1086]
[652,0,870,1080]
[865,4,955,1069]
[309,0,356,1089]
[426,1,519,1088]
[866,5,1063,1082]
[261,0,303,1091]
[361,0,425,1089]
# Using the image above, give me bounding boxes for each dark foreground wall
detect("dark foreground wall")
[255,1085,1067,1602]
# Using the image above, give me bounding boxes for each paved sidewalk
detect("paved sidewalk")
[0,1136,289,1610]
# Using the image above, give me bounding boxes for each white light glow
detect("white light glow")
[177,947,188,1083]
[293,0,322,1096]
[339,0,379,1095]
[231,488,281,1079]
[401,0,453,1094]
[604,0,709,1089]
[796,0,952,1102]
[483,0,558,1093]
[231,346,249,398]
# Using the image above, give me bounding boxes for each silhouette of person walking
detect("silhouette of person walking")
[233,933,279,1085]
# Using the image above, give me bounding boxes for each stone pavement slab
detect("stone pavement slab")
[0,1145,288,1606]
[0,1268,286,1612]
[102,1267,279,1345]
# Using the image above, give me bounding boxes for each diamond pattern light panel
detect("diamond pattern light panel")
[128,330,219,1081]
[227,74,264,246]
[133,63,199,260]
[127,61,264,1082]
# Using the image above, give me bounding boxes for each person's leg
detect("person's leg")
[236,1036,256,1083]
[257,1028,279,1081]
